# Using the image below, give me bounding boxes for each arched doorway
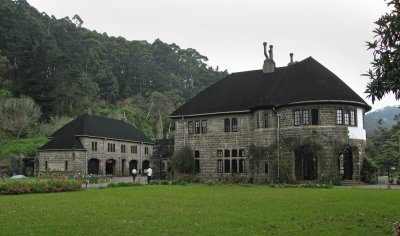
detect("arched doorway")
[295,149,318,180]
[343,150,353,180]
[129,160,138,174]
[106,159,116,176]
[88,159,100,175]
[142,160,149,175]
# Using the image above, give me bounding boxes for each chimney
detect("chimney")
[262,42,275,73]
[287,53,297,66]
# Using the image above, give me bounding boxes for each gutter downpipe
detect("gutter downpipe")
[272,107,280,180]
[182,117,186,146]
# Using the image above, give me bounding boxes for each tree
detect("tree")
[170,146,194,174]
[365,0,400,103]
[0,96,41,137]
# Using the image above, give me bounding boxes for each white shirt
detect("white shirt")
[147,168,152,177]
[132,169,137,175]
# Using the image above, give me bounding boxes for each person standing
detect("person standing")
[147,167,152,184]
[131,168,137,182]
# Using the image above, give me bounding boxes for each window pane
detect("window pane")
[311,109,319,125]
[217,160,223,173]
[232,118,238,132]
[232,159,238,173]
[344,111,350,125]
[232,149,238,157]
[350,110,356,126]
[217,150,223,157]
[224,150,230,157]
[294,110,300,126]
[188,121,194,134]
[264,113,268,128]
[302,110,309,125]
[224,119,230,132]
[195,150,200,158]
[239,149,245,157]
[239,159,245,173]
[336,109,343,125]
[201,120,207,133]
[195,120,200,134]
[224,159,230,173]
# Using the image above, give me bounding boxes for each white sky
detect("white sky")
[27,0,399,112]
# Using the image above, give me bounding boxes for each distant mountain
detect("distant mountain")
[365,106,400,136]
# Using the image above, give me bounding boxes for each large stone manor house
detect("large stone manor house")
[37,114,153,177]
[170,43,371,183]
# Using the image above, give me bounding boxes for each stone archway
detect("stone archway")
[88,158,100,175]
[105,159,116,176]
[342,149,354,180]
[295,148,318,181]
[129,160,138,173]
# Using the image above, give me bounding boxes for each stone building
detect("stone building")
[170,43,371,184]
[37,114,153,177]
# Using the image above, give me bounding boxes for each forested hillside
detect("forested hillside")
[365,106,400,136]
[0,0,227,147]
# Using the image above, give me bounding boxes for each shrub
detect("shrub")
[0,178,82,194]
[170,146,195,174]
[107,182,142,188]
[361,157,379,184]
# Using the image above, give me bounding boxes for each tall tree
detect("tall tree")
[365,0,400,103]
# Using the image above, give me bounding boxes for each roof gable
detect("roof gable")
[50,114,152,143]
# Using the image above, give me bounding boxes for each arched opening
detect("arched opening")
[129,160,138,174]
[142,160,149,175]
[295,149,318,180]
[88,158,100,175]
[105,159,116,176]
[343,150,353,180]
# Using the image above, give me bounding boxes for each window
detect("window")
[302,110,310,125]
[195,120,200,134]
[144,146,149,154]
[232,118,238,132]
[344,111,350,125]
[264,112,268,128]
[232,149,238,157]
[217,160,223,173]
[91,141,97,151]
[350,110,357,126]
[195,160,200,173]
[224,119,230,132]
[217,150,223,157]
[194,150,200,158]
[311,109,319,125]
[65,161,68,171]
[224,159,230,173]
[188,121,194,134]
[239,149,245,157]
[108,143,115,152]
[201,120,207,133]
[131,145,137,154]
[224,150,230,157]
[294,110,301,126]
[336,109,343,125]
[45,161,48,170]
[239,159,245,173]
[231,159,238,173]
[264,163,268,173]
[121,144,126,153]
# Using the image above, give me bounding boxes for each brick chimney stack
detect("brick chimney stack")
[262,42,275,73]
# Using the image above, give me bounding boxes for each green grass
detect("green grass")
[0,185,399,235]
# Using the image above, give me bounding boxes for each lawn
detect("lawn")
[0,185,399,235]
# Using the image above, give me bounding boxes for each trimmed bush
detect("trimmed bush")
[0,178,82,194]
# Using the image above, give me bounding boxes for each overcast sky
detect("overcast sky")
[27,0,398,111]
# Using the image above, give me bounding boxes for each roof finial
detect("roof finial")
[263,42,269,59]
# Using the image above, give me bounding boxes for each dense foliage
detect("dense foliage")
[0,0,227,143]
[0,178,82,194]
[170,146,195,174]
[365,0,400,103]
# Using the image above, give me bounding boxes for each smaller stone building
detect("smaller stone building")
[37,114,153,177]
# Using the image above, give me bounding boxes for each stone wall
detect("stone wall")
[173,103,367,183]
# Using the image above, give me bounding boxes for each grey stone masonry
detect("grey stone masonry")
[173,103,367,183]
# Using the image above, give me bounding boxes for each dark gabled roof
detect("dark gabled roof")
[39,114,152,151]
[51,114,153,143]
[39,135,85,150]
[171,57,371,117]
